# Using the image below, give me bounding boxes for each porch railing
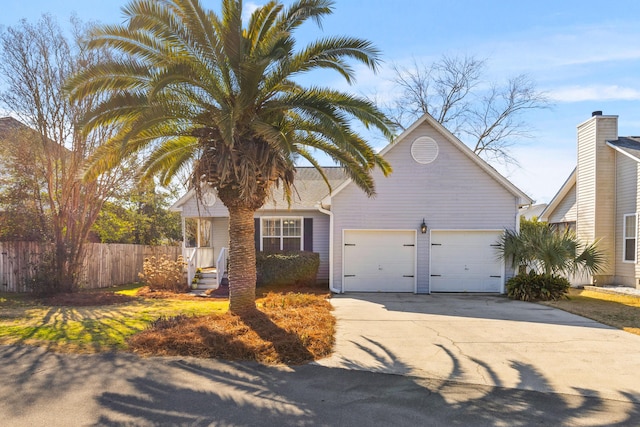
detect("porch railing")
[186,247,197,287]
[216,247,228,286]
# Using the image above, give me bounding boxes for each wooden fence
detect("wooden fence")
[0,242,181,292]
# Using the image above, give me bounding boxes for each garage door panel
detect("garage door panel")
[344,230,416,292]
[430,230,503,293]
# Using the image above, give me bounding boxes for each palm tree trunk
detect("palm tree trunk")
[227,204,257,313]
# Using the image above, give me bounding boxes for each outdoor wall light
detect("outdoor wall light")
[420,219,427,234]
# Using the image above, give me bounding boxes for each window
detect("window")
[623,213,637,263]
[261,217,302,252]
[185,218,197,248]
[184,218,212,248]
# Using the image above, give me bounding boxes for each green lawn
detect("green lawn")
[0,285,228,352]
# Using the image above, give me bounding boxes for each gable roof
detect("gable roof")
[263,167,348,210]
[519,203,548,220]
[170,166,348,211]
[607,137,640,162]
[542,136,640,222]
[0,117,25,133]
[322,112,533,206]
[0,116,68,157]
[540,168,576,222]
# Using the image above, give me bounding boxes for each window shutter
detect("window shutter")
[304,218,313,251]
[254,218,260,252]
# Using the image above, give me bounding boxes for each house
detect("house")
[541,111,640,289]
[170,113,532,293]
[519,203,547,221]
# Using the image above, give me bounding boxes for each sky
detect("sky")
[1,0,639,204]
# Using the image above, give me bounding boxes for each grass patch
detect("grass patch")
[541,288,640,336]
[0,285,227,352]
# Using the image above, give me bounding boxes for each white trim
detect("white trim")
[428,229,506,294]
[341,229,418,293]
[623,213,638,263]
[259,216,304,252]
[316,204,339,293]
[515,200,521,234]
[170,188,195,212]
[576,114,618,130]
[607,141,640,163]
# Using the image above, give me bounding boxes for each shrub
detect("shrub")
[24,250,65,296]
[138,255,186,292]
[256,251,320,287]
[506,271,570,301]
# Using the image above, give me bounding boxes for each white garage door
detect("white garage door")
[430,230,504,292]
[343,230,416,292]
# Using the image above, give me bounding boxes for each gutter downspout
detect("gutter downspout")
[315,203,341,294]
[509,198,526,294]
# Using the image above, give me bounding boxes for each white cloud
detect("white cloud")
[494,144,576,204]
[471,23,640,82]
[242,2,261,23]
[549,85,640,102]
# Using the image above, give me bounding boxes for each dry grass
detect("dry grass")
[541,288,640,336]
[129,286,335,365]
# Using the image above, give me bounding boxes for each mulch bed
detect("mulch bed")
[205,284,229,298]
[129,291,335,364]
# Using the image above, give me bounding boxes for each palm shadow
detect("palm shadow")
[2,344,639,426]
[94,353,640,426]
[238,309,314,364]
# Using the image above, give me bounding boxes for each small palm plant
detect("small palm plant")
[497,219,605,300]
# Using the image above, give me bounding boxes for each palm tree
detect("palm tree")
[67,0,394,313]
[498,219,605,279]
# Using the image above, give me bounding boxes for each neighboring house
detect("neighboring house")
[541,111,640,289]
[170,113,532,294]
[519,203,547,221]
[0,117,24,179]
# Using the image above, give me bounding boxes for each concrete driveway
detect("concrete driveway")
[316,293,640,403]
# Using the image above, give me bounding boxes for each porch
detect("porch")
[181,216,229,291]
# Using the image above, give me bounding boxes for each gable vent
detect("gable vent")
[411,136,439,164]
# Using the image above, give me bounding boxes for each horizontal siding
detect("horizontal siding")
[594,118,617,279]
[331,121,518,293]
[614,154,637,283]
[180,194,330,282]
[637,162,640,288]
[255,210,330,282]
[548,183,577,223]
[576,119,596,243]
[211,217,229,264]
[576,116,618,281]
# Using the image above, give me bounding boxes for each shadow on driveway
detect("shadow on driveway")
[1,344,638,426]
[319,293,640,405]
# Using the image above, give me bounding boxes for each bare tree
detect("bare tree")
[0,15,127,293]
[0,119,51,241]
[390,55,550,166]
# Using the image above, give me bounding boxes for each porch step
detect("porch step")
[192,270,228,290]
